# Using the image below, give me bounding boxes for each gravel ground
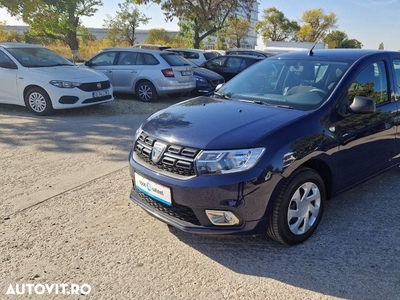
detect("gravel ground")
[1,94,400,300]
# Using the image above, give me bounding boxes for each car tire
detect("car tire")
[135,81,157,102]
[25,87,54,116]
[267,167,325,245]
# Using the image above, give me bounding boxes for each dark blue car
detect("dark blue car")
[129,49,400,245]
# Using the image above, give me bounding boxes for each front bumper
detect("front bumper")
[129,155,279,235]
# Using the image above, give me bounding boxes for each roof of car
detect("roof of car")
[0,42,44,49]
[271,48,397,61]
[168,48,207,53]
[100,47,177,54]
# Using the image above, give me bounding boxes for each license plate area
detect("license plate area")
[134,173,172,206]
[92,90,109,98]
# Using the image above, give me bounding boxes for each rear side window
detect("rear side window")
[160,53,188,66]
[144,54,159,65]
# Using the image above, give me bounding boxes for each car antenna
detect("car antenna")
[308,41,318,56]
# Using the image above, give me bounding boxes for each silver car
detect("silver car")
[84,48,196,101]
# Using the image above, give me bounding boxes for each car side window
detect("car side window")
[90,52,117,66]
[208,57,226,67]
[0,50,14,66]
[348,61,389,105]
[143,54,159,65]
[392,59,400,92]
[117,52,137,65]
[227,57,241,68]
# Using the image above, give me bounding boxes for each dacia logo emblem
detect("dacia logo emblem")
[152,142,167,163]
[97,83,102,89]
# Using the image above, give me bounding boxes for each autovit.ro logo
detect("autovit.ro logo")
[6,283,91,296]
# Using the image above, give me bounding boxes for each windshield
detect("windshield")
[7,47,74,68]
[216,58,349,111]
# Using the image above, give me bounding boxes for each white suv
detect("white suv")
[85,48,196,102]
[167,48,220,66]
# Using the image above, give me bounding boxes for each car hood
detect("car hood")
[193,67,224,80]
[27,65,108,81]
[141,96,308,149]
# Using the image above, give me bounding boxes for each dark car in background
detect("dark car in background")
[180,58,224,95]
[128,49,400,245]
[200,54,265,81]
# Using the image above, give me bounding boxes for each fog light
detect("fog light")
[205,210,240,226]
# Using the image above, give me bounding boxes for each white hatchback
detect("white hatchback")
[0,42,114,115]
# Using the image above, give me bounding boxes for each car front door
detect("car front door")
[85,51,117,85]
[0,50,19,104]
[333,60,398,191]
[112,51,145,92]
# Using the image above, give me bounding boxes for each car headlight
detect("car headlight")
[194,75,207,83]
[196,147,265,175]
[50,80,81,88]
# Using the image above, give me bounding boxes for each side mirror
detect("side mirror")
[348,96,376,114]
[0,61,17,69]
[215,83,224,91]
[338,96,376,116]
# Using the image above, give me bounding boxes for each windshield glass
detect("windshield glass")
[7,47,74,67]
[216,58,349,111]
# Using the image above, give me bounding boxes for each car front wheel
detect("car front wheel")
[135,81,157,102]
[25,87,54,116]
[267,167,325,245]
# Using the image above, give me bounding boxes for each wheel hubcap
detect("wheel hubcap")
[28,92,46,112]
[287,182,321,235]
[139,85,152,100]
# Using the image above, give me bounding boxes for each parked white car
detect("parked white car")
[0,42,114,116]
[167,48,220,66]
[84,48,196,102]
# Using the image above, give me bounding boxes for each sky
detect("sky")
[1,0,400,50]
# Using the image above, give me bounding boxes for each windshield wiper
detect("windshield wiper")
[214,91,231,100]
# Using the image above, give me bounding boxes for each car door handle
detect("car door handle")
[104,71,112,73]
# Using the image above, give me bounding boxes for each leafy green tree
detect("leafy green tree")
[254,7,299,43]
[0,0,102,60]
[323,30,362,48]
[297,8,337,42]
[144,28,171,45]
[103,0,150,46]
[378,42,384,50]
[222,15,250,48]
[133,0,255,48]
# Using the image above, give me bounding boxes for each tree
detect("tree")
[144,28,171,45]
[0,0,102,61]
[297,8,337,42]
[323,30,362,48]
[379,42,384,50]
[222,15,250,48]
[103,0,150,46]
[254,7,299,43]
[133,0,256,48]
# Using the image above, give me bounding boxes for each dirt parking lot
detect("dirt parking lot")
[1,97,399,299]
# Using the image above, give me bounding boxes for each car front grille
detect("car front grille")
[134,131,200,177]
[78,81,111,92]
[135,189,201,225]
